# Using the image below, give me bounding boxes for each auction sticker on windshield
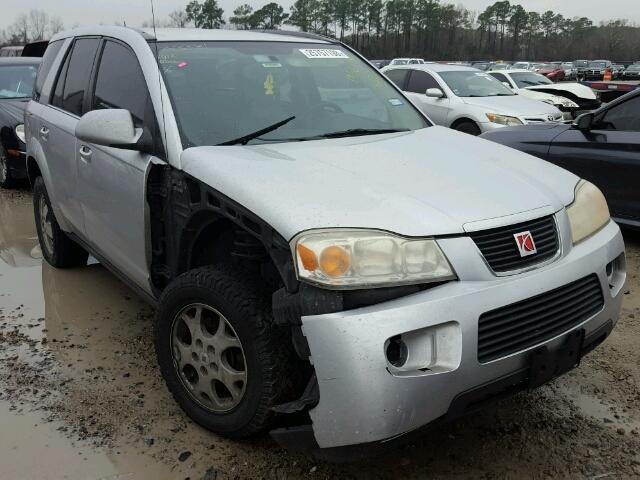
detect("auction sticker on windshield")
[299,49,349,59]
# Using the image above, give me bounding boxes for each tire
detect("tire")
[453,121,481,136]
[155,266,296,438]
[0,145,16,189]
[33,176,88,268]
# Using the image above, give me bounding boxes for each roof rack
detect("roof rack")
[254,29,338,44]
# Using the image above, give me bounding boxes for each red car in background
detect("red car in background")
[535,63,566,82]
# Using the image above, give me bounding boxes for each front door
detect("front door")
[76,39,161,290]
[403,70,451,126]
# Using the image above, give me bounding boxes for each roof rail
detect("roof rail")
[254,29,338,44]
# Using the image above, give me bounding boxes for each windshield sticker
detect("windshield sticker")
[264,74,275,95]
[388,98,404,106]
[299,49,349,59]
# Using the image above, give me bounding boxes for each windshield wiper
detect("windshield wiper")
[315,128,409,139]
[218,116,296,146]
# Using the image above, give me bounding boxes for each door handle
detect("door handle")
[79,145,92,161]
[39,126,49,140]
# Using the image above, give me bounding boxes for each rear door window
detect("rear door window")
[52,38,100,116]
[91,40,149,128]
[406,70,440,94]
[385,69,409,89]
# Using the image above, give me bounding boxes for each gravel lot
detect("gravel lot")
[0,189,639,479]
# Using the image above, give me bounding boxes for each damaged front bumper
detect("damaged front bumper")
[280,218,625,450]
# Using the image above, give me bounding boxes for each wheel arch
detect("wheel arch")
[146,165,298,296]
[450,116,480,129]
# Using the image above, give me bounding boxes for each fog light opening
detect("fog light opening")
[386,335,408,368]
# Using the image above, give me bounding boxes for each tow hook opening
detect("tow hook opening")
[386,335,408,368]
[385,322,462,376]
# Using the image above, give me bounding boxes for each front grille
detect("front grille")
[470,215,559,273]
[478,274,604,363]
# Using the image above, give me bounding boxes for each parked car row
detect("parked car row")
[0,28,633,458]
[382,64,563,135]
[0,57,41,188]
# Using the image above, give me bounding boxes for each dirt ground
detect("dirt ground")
[0,188,639,480]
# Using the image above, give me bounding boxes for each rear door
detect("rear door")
[77,38,161,289]
[38,37,100,233]
[404,70,451,126]
[548,94,640,222]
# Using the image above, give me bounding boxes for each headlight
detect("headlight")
[566,180,610,244]
[486,114,523,126]
[555,97,579,108]
[292,229,456,288]
[15,124,25,143]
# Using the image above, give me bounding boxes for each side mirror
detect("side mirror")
[501,82,512,89]
[425,88,444,98]
[76,109,143,150]
[574,112,594,131]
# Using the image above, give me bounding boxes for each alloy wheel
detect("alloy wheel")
[171,303,248,413]
[0,155,7,184]
[39,195,54,255]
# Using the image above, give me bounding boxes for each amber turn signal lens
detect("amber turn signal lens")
[319,246,351,278]
[297,244,318,271]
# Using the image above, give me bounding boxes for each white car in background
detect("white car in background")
[389,57,426,66]
[382,64,562,135]
[488,69,601,119]
[561,62,576,80]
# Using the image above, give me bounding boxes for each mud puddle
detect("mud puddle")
[1,188,640,479]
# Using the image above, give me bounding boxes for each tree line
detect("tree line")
[2,1,640,61]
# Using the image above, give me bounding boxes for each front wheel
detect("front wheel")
[0,146,16,189]
[453,121,481,136]
[154,266,296,438]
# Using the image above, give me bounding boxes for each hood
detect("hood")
[0,98,29,124]
[180,127,578,240]
[524,83,596,101]
[461,95,560,117]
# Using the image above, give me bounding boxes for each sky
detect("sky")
[1,0,639,33]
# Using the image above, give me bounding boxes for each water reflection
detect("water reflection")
[0,192,41,267]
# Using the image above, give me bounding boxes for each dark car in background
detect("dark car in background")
[623,64,640,79]
[0,57,40,188]
[481,89,640,229]
[585,60,613,80]
[370,59,390,69]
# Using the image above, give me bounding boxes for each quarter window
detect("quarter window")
[34,40,63,102]
[406,70,440,94]
[91,41,149,127]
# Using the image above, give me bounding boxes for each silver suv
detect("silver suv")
[25,27,626,452]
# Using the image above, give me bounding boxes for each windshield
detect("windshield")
[589,61,607,68]
[510,72,553,88]
[438,71,515,97]
[158,42,428,147]
[0,65,37,99]
[392,59,409,65]
[628,65,640,71]
[562,63,573,68]
[576,60,589,67]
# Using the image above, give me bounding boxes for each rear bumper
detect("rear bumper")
[300,219,625,449]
